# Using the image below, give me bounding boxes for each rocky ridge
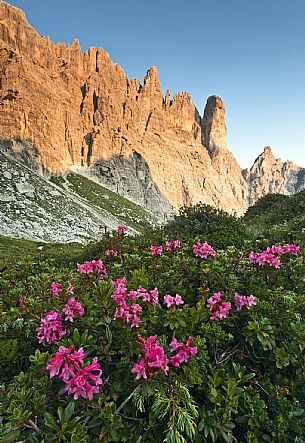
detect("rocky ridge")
[0,0,304,220]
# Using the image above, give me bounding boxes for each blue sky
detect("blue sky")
[6,0,305,167]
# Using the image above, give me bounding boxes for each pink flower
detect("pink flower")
[163,294,184,308]
[62,298,85,322]
[169,336,197,367]
[150,245,163,255]
[127,290,138,299]
[207,292,231,321]
[67,284,74,295]
[118,225,128,235]
[170,350,189,368]
[166,241,173,251]
[132,304,142,314]
[234,293,256,311]
[46,347,102,401]
[149,288,159,305]
[105,249,118,257]
[174,294,184,305]
[193,242,216,259]
[166,240,181,251]
[173,240,181,250]
[131,359,147,380]
[164,294,175,308]
[64,357,103,401]
[46,345,86,379]
[37,311,66,345]
[77,260,106,278]
[131,314,141,328]
[248,244,300,268]
[136,335,169,376]
[50,282,63,297]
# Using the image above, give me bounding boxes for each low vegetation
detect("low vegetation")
[0,192,305,442]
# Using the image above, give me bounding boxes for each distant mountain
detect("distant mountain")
[0,0,304,230]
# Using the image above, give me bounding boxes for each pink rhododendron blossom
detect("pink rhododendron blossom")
[166,241,172,251]
[127,290,138,299]
[174,294,184,305]
[118,225,128,235]
[50,282,63,297]
[207,292,232,321]
[46,345,86,379]
[132,335,197,380]
[37,311,66,345]
[131,359,147,380]
[105,249,118,257]
[149,288,159,305]
[46,347,102,401]
[77,260,106,278]
[67,284,74,295]
[64,357,103,401]
[248,244,300,268]
[163,294,184,308]
[234,293,256,311]
[132,304,142,314]
[193,242,216,259]
[166,240,181,251]
[164,294,175,308]
[62,298,85,322]
[169,337,197,368]
[150,245,163,255]
[137,334,169,376]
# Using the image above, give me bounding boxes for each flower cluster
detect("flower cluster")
[163,293,184,308]
[37,311,66,344]
[132,335,169,379]
[62,298,85,322]
[118,225,128,236]
[105,249,118,257]
[112,278,159,328]
[169,337,198,368]
[50,282,63,297]
[207,292,232,321]
[234,293,256,311]
[50,282,74,297]
[193,241,216,259]
[150,245,163,255]
[207,291,257,320]
[77,260,107,278]
[131,335,197,380]
[166,240,181,251]
[249,244,300,268]
[46,345,103,401]
[150,240,181,255]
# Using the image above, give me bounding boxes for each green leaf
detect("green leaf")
[44,411,59,431]
[64,401,75,422]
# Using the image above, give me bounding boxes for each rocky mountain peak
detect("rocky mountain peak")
[0,0,304,221]
[202,95,227,155]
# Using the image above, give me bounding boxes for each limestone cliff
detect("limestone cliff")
[0,0,304,218]
[243,147,305,206]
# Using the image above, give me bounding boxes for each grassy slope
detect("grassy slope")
[0,151,156,243]
[51,172,156,232]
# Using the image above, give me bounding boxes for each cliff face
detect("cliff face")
[0,0,304,218]
[243,147,305,206]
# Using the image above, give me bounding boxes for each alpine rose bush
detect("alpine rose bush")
[2,215,304,443]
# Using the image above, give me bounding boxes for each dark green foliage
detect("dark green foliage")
[164,203,247,249]
[0,192,305,442]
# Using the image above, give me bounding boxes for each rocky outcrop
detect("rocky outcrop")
[243,147,305,205]
[0,0,304,219]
